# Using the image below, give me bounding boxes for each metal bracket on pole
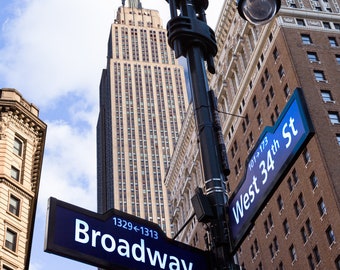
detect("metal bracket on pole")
[166,0,217,73]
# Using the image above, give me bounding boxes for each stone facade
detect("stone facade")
[0,88,46,270]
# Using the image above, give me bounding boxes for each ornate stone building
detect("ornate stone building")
[166,0,340,268]
[0,88,46,270]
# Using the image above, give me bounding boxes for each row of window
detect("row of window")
[246,156,337,268]
[303,33,340,141]
[302,33,339,47]
[248,219,335,268]
[288,0,337,13]
[296,18,340,30]
[11,136,24,184]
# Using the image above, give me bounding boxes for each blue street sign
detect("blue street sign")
[228,88,314,250]
[45,197,209,270]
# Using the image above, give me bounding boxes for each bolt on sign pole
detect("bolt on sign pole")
[166,0,235,269]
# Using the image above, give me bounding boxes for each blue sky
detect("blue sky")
[0,0,223,269]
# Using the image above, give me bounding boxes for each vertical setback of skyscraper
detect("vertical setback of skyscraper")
[97,2,188,235]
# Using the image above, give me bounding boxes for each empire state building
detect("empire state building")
[97,1,188,235]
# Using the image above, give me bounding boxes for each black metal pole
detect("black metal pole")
[166,0,238,269]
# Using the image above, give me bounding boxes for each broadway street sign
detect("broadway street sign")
[45,197,209,270]
[228,88,314,250]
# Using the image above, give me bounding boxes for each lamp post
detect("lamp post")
[166,0,280,269]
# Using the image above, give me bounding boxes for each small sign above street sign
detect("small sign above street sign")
[45,197,209,270]
[228,88,314,251]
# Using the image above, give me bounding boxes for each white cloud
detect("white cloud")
[38,114,97,212]
[0,0,114,106]
[0,0,224,269]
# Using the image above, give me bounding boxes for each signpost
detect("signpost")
[45,197,209,270]
[228,88,314,251]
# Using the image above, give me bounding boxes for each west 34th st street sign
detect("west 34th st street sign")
[228,88,314,251]
[45,197,209,270]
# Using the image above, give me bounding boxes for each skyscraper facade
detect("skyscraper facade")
[97,2,188,235]
[166,1,340,269]
[0,88,46,270]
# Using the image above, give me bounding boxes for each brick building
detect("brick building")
[166,1,340,269]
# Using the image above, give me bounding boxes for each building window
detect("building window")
[306,218,313,235]
[254,238,259,253]
[313,246,321,264]
[13,137,23,156]
[234,165,239,175]
[303,149,311,164]
[269,32,273,41]
[266,95,271,106]
[297,19,305,26]
[275,105,280,117]
[268,213,273,227]
[310,172,318,189]
[265,68,270,80]
[335,255,340,270]
[323,21,331,28]
[299,193,305,209]
[273,47,279,60]
[9,195,20,217]
[5,228,17,252]
[264,220,269,234]
[314,70,326,82]
[292,169,299,183]
[279,261,284,270]
[253,95,258,108]
[301,227,308,243]
[337,134,340,145]
[288,177,294,192]
[301,34,312,44]
[257,113,263,126]
[326,225,335,245]
[321,90,333,102]
[307,51,319,62]
[261,77,266,88]
[278,65,285,78]
[283,219,290,235]
[329,37,338,47]
[270,243,275,258]
[317,198,327,216]
[289,244,297,262]
[277,195,284,211]
[270,112,275,124]
[264,213,274,234]
[336,54,340,64]
[334,23,340,30]
[329,111,340,124]
[308,254,315,270]
[10,166,20,181]
[284,84,290,98]
[269,86,275,98]
[294,201,300,217]
[249,132,254,143]
[242,121,247,132]
[273,236,279,253]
